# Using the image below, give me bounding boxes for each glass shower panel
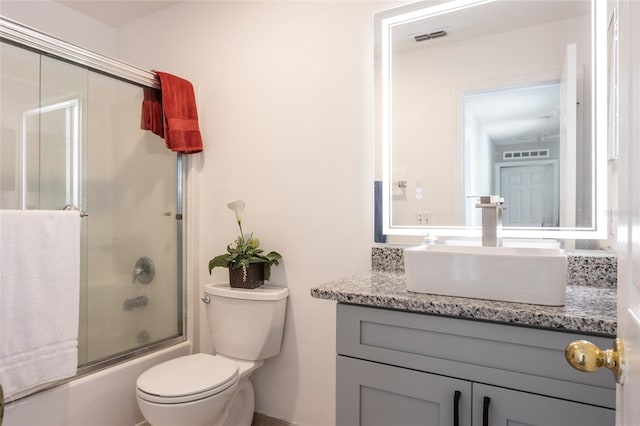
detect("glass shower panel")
[39,56,87,211]
[1,39,182,369]
[84,71,179,363]
[0,43,39,209]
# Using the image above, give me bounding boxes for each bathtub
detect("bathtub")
[3,341,191,426]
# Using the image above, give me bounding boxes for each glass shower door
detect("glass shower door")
[83,70,180,364]
[1,39,183,369]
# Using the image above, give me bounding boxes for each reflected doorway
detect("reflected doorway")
[463,81,564,227]
[497,161,559,227]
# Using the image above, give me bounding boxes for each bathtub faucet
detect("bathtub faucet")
[124,295,148,311]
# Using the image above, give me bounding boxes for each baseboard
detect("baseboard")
[252,412,294,426]
[135,412,290,426]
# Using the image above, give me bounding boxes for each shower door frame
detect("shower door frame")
[0,16,187,384]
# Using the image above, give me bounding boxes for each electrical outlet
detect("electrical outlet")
[416,211,432,225]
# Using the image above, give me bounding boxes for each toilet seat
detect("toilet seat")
[136,354,239,404]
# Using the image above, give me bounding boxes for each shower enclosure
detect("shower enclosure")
[0,18,185,376]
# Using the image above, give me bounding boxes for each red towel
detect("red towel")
[141,71,203,154]
[141,88,164,138]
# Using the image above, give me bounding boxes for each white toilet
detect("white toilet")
[136,283,289,426]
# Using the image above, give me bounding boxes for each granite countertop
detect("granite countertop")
[311,270,617,337]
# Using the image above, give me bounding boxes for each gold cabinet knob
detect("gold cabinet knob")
[565,338,625,384]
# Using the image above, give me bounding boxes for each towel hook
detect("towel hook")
[62,205,88,217]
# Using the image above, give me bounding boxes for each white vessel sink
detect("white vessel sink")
[404,245,568,306]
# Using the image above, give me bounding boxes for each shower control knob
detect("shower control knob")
[133,257,155,284]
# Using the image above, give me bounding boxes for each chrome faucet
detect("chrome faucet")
[475,195,505,247]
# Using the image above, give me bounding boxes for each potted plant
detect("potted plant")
[208,200,282,289]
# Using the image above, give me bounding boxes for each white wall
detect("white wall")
[1,0,117,57]
[116,2,382,425]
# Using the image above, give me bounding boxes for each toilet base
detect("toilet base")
[224,379,255,426]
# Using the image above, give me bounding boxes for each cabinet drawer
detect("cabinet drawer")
[336,304,615,408]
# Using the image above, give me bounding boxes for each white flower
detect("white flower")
[227,200,245,223]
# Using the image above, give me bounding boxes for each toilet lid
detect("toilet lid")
[137,354,239,403]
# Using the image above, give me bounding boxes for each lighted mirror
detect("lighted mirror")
[375,0,608,240]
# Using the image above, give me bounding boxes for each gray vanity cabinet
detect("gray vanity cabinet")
[336,304,615,426]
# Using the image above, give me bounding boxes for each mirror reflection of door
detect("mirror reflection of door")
[463,81,563,226]
[498,162,559,227]
[463,43,578,229]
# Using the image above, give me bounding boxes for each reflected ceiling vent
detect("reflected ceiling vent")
[414,29,448,42]
[503,149,550,160]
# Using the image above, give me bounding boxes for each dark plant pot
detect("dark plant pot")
[229,263,264,289]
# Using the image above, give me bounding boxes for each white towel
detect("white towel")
[0,210,80,400]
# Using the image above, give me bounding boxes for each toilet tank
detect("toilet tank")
[204,283,289,361]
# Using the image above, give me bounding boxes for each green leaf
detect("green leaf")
[265,251,282,263]
[264,263,272,280]
[208,254,231,274]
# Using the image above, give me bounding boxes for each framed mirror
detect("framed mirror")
[375,0,608,241]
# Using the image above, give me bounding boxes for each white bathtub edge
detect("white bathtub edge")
[4,341,192,426]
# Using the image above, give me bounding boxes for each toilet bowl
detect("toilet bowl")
[136,283,288,426]
[136,353,263,426]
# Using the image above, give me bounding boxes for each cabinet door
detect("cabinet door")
[337,355,472,426]
[472,383,614,426]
